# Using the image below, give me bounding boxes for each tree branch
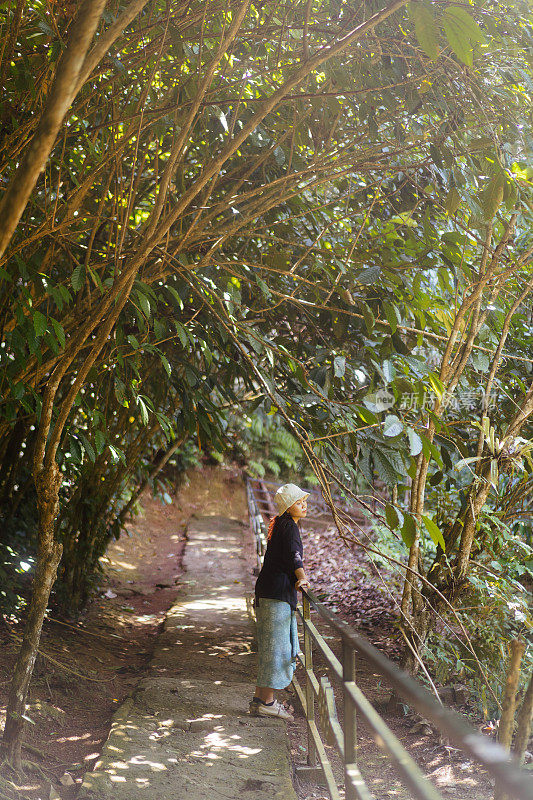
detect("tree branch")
[0,0,108,260]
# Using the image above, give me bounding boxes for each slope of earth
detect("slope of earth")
[0,463,245,800]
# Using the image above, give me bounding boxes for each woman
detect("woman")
[250,483,310,720]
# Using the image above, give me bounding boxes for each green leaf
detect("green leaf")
[441,447,453,471]
[360,300,375,334]
[33,311,47,337]
[442,11,474,66]
[429,470,444,486]
[136,291,151,319]
[374,450,400,486]
[357,265,381,285]
[383,302,399,334]
[444,6,486,45]
[156,411,173,440]
[401,514,417,549]
[385,503,399,529]
[428,439,443,468]
[160,353,171,377]
[108,443,126,465]
[430,143,443,169]
[355,405,378,425]
[422,515,446,551]
[427,372,445,401]
[445,186,461,215]
[455,456,481,471]
[420,433,432,462]
[137,396,149,425]
[212,105,229,133]
[273,146,285,166]
[51,318,65,349]
[383,414,403,437]
[257,277,271,299]
[79,433,95,462]
[472,350,490,372]
[409,2,440,59]
[12,382,25,400]
[175,321,189,348]
[69,436,83,463]
[407,427,423,456]
[334,355,346,377]
[480,173,505,221]
[95,429,106,455]
[45,330,59,355]
[371,358,395,385]
[387,449,405,477]
[407,459,418,480]
[166,285,184,310]
[358,448,372,483]
[71,262,85,292]
[391,211,418,228]
[114,378,127,406]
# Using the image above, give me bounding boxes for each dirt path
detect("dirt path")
[78,513,296,800]
[0,464,244,800]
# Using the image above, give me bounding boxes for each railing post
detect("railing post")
[258,517,266,557]
[343,638,358,800]
[303,592,317,767]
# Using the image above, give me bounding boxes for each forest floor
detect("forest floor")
[0,466,497,800]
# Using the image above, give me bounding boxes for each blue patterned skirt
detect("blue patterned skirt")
[255,597,299,690]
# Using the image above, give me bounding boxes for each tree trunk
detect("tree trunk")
[58,519,94,615]
[512,670,533,765]
[399,607,430,676]
[1,463,63,768]
[0,0,107,260]
[494,639,526,800]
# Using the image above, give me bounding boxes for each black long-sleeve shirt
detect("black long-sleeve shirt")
[254,512,304,610]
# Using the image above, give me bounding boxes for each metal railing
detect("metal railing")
[246,477,533,800]
[295,590,533,800]
[246,477,267,573]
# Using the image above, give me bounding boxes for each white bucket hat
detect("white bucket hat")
[274,483,309,515]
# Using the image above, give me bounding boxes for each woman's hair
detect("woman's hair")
[267,515,278,540]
